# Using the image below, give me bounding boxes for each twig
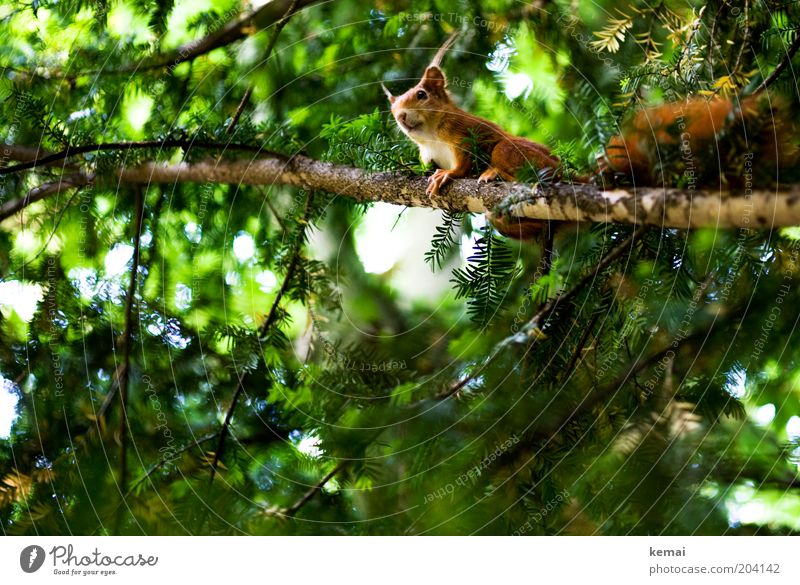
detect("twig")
[130,0,316,73]
[5,151,800,229]
[0,140,281,176]
[208,194,312,482]
[5,0,321,79]
[754,32,800,94]
[431,228,646,405]
[524,226,649,334]
[128,433,218,497]
[730,0,750,83]
[535,328,710,442]
[0,173,93,222]
[562,310,602,377]
[225,87,254,135]
[224,0,299,135]
[94,433,218,535]
[264,0,300,65]
[280,462,347,517]
[116,188,145,497]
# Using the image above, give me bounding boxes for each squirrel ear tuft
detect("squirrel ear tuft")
[421,66,447,92]
[381,83,396,104]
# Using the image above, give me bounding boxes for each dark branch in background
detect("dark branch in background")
[0,172,93,222]
[91,161,800,229]
[1,145,55,164]
[129,0,321,73]
[524,226,649,334]
[278,461,347,518]
[95,433,218,535]
[3,0,323,78]
[208,193,312,483]
[0,140,278,176]
[562,311,603,377]
[225,0,299,135]
[116,188,145,505]
[433,227,647,402]
[534,327,712,443]
[755,32,800,94]
[130,434,218,497]
[225,87,254,135]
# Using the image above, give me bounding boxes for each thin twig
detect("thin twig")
[4,0,320,79]
[224,0,299,135]
[0,173,93,222]
[280,462,347,517]
[208,193,312,482]
[433,227,648,402]
[730,0,750,82]
[754,32,800,94]
[525,225,649,334]
[562,310,602,377]
[225,87,254,134]
[114,186,145,528]
[264,0,300,64]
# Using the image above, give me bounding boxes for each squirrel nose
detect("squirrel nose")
[398,112,407,124]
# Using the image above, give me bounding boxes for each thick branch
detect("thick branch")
[4,148,800,228]
[118,157,800,229]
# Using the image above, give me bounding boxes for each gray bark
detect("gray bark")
[118,155,800,229]
[4,152,800,228]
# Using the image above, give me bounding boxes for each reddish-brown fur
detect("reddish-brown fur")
[385,66,560,196]
[386,63,796,240]
[600,95,796,183]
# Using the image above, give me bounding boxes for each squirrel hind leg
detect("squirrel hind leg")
[491,138,559,181]
[478,167,514,182]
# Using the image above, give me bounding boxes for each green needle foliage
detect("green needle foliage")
[1,0,800,536]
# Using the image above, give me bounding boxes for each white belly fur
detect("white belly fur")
[414,138,458,170]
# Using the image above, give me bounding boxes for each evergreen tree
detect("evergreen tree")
[0,0,799,535]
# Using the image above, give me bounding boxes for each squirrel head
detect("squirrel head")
[384,66,451,139]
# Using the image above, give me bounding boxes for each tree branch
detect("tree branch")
[7,0,323,78]
[4,147,800,229]
[116,157,800,229]
[131,0,320,72]
[279,461,347,518]
[208,193,312,482]
[755,32,800,94]
[0,140,274,176]
[225,0,300,135]
[116,188,145,499]
[0,172,93,222]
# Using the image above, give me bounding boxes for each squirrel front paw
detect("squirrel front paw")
[426,169,454,196]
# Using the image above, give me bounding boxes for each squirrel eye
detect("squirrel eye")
[416,90,427,100]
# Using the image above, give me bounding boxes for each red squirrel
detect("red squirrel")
[383,38,561,237]
[383,36,560,201]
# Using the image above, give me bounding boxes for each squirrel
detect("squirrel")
[383,34,563,239]
[385,34,797,237]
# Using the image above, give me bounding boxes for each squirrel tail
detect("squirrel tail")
[598,93,798,186]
